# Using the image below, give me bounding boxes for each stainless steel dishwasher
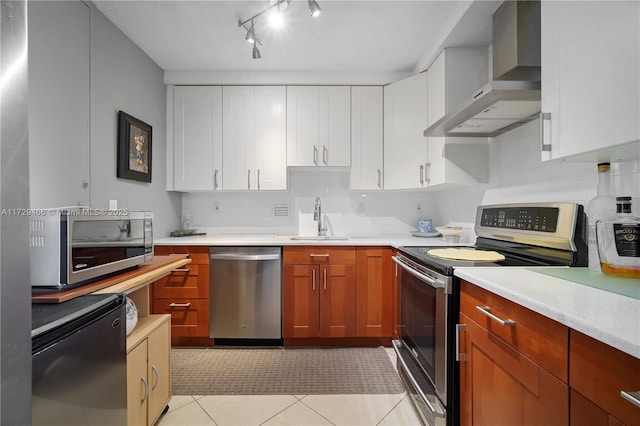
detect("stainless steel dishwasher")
[210,247,282,342]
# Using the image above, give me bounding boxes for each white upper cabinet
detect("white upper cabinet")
[29,1,90,207]
[426,48,489,187]
[383,73,429,190]
[223,86,254,190]
[319,87,351,166]
[223,86,286,190]
[253,86,287,190]
[173,86,223,191]
[287,86,351,167]
[541,1,640,162]
[350,86,383,190]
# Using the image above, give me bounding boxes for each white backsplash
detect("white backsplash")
[180,120,639,238]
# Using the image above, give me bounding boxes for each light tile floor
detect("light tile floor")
[157,348,423,426]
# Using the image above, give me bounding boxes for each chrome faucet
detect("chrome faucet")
[313,197,327,236]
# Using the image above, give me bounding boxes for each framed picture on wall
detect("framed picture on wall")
[117,110,152,183]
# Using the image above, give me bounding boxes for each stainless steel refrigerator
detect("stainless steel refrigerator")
[1,0,32,423]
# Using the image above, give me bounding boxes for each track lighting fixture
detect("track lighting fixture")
[238,0,320,59]
[245,19,256,44]
[308,0,321,17]
[252,43,261,59]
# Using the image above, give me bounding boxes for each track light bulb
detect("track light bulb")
[252,43,261,59]
[269,10,284,28]
[308,0,321,17]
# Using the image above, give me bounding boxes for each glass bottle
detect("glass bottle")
[596,197,640,278]
[587,162,616,271]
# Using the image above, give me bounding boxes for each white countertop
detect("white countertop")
[154,233,467,248]
[454,267,640,359]
[154,234,639,359]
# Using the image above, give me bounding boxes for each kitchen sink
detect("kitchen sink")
[290,235,350,241]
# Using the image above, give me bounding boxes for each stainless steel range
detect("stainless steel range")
[392,202,587,426]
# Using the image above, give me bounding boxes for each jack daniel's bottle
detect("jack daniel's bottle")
[596,197,640,278]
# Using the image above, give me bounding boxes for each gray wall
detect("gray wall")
[28,1,180,235]
[89,4,181,237]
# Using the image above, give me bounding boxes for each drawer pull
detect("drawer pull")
[141,376,149,404]
[620,390,640,409]
[151,365,160,391]
[309,254,330,258]
[172,268,190,272]
[475,305,515,326]
[169,302,191,308]
[169,253,190,258]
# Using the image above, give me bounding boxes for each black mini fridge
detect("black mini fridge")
[32,294,127,425]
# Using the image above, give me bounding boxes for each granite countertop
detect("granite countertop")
[154,233,469,248]
[454,267,640,359]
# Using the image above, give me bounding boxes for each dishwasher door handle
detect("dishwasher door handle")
[210,254,281,261]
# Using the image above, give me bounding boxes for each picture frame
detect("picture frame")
[117,111,152,183]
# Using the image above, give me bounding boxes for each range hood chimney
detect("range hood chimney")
[424,0,541,138]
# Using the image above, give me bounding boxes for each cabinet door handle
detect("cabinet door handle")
[313,146,318,165]
[419,164,424,185]
[247,169,251,190]
[322,145,328,165]
[257,169,261,190]
[377,169,382,188]
[475,305,515,326]
[312,269,316,291]
[151,365,159,391]
[141,376,149,404]
[455,323,467,361]
[323,268,327,290]
[214,169,219,189]
[540,112,552,152]
[620,391,640,409]
[425,162,431,185]
[172,268,190,273]
[169,302,191,308]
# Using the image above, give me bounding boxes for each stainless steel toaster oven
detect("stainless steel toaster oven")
[30,208,153,289]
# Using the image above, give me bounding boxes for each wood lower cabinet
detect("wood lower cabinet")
[570,330,640,426]
[283,247,356,339]
[152,246,211,345]
[355,247,393,337]
[126,315,171,426]
[458,280,569,426]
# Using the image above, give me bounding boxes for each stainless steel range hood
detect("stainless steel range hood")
[424,1,541,138]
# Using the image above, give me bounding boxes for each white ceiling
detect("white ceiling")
[94,0,501,81]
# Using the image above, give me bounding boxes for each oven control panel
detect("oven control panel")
[480,206,559,232]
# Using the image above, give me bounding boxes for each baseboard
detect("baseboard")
[284,337,392,347]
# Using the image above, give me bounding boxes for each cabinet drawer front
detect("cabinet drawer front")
[155,245,209,264]
[152,298,209,338]
[460,313,569,426]
[460,280,568,382]
[570,330,640,426]
[283,246,356,265]
[153,272,206,299]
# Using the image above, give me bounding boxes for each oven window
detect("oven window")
[400,267,445,384]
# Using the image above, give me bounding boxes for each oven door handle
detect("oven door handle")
[392,256,445,290]
[393,341,446,419]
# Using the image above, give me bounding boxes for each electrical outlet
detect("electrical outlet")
[357,202,366,215]
[214,201,221,214]
[416,202,423,214]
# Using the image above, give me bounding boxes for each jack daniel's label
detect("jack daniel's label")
[614,223,640,257]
